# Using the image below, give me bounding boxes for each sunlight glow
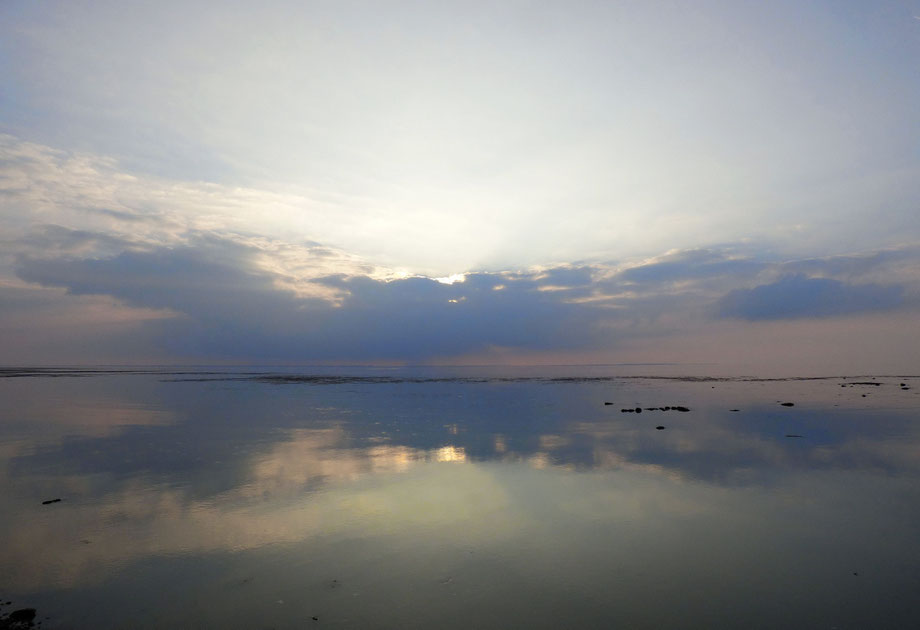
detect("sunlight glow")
[435,274,466,285]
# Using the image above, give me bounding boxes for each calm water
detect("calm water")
[1,367,919,629]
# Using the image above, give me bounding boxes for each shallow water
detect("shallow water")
[1,367,919,629]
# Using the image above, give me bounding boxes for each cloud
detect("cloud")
[0,134,374,278]
[615,249,766,288]
[2,224,137,258]
[13,238,610,361]
[2,3,920,369]
[7,220,920,364]
[778,246,920,284]
[5,0,920,273]
[716,274,904,320]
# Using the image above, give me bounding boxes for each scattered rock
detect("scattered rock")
[621,405,689,412]
[655,426,665,430]
[780,402,794,407]
[41,498,61,505]
[7,608,36,623]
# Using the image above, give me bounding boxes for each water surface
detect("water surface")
[2,367,919,628]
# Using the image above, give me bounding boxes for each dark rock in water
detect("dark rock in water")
[730,409,740,412]
[604,402,613,405]
[656,426,665,430]
[902,386,910,390]
[312,617,319,621]
[8,609,36,623]
[901,383,906,387]
[635,407,642,413]
[621,408,633,413]
[851,382,881,386]
[644,407,658,411]
[785,434,803,438]
[41,498,61,505]
[674,406,690,412]
[662,406,671,411]
[862,394,866,397]
[780,402,794,407]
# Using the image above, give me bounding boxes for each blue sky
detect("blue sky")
[1,0,918,371]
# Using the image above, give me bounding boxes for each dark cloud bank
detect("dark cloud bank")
[716,274,903,320]
[12,233,918,362]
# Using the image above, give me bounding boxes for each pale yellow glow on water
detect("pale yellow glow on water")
[435,446,467,463]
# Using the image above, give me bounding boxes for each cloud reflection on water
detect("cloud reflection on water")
[1,372,919,619]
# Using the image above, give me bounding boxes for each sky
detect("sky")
[1,0,919,372]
